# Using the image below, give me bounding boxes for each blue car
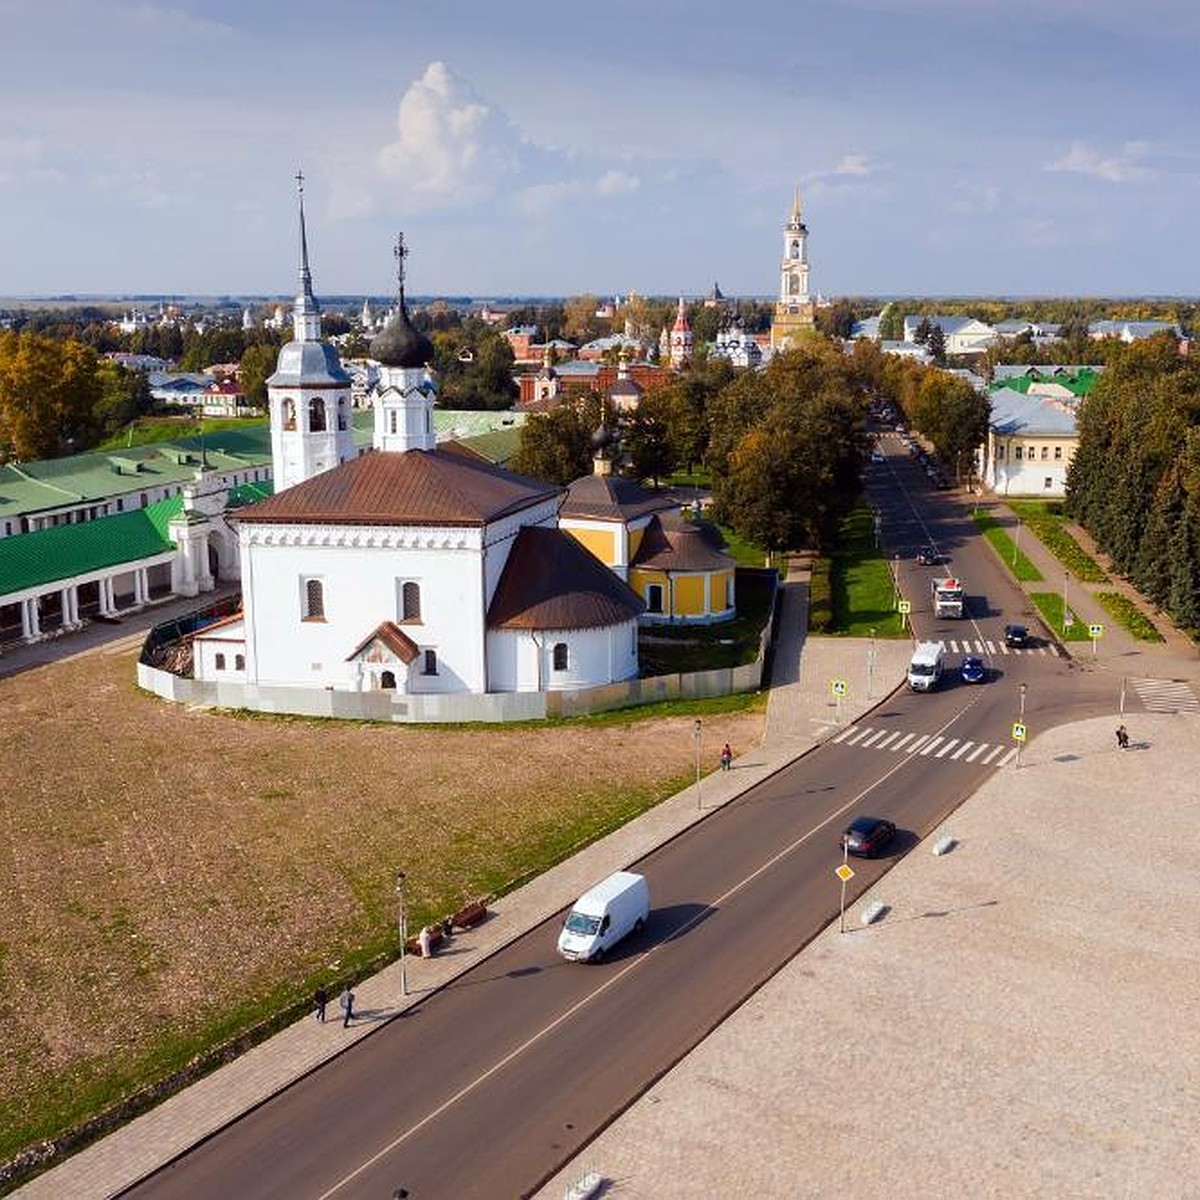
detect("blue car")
[960,655,987,684]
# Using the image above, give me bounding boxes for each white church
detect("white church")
[176,182,645,719]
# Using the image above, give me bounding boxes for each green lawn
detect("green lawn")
[1006,501,1108,583]
[97,415,267,450]
[971,511,1044,582]
[818,505,906,637]
[1028,591,1090,640]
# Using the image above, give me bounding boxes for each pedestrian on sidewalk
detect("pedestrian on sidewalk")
[418,925,433,958]
[340,986,355,1028]
[313,985,328,1023]
[1116,724,1129,750]
[720,743,733,771]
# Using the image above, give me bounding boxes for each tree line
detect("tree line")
[1067,335,1200,631]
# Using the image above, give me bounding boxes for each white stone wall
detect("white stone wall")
[487,621,639,692]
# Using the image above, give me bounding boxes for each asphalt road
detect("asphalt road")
[125,436,1116,1200]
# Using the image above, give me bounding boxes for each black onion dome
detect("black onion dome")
[591,423,615,452]
[370,300,434,368]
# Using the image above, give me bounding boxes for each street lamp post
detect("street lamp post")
[396,870,408,997]
[694,718,703,811]
[867,627,877,700]
[1019,682,1027,718]
[1012,520,1022,567]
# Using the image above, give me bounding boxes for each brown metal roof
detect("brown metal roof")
[560,474,679,522]
[630,513,733,572]
[488,526,645,631]
[238,449,560,527]
[345,621,420,664]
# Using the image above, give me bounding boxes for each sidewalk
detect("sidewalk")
[14,565,912,1199]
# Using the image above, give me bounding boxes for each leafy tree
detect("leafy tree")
[623,391,674,485]
[816,298,856,340]
[913,317,933,346]
[0,331,102,460]
[239,343,279,411]
[877,303,904,342]
[510,397,603,485]
[926,323,947,365]
[562,295,609,344]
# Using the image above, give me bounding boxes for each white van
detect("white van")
[557,871,650,963]
[908,641,944,692]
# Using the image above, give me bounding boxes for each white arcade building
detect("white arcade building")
[178,187,644,719]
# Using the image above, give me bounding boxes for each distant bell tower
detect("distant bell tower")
[267,170,355,492]
[770,186,816,351]
[669,297,693,368]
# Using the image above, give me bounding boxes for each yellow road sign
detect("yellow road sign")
[1089,623,1103,638]
[835,863,855,882]
[831,679,848,697]
[898,599,912,614]
[1012,722,1027,742]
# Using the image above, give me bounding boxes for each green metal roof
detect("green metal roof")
[0,495,181,595]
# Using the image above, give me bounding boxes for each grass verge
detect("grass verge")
[971,510,1044,582]
[1028,592,1091,640]
[1094,591,1166,642]
[814,504,906,637]
[1007,501,1108,583]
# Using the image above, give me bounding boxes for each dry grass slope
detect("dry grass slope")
[0,646,763,1159]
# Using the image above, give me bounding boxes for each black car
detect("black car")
[916,545,940,566]
[1004,622,1029,648]
[841,816,897,858]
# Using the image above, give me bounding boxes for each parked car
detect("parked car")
[842,816,897,859]
[916,545,940,566]
[870,449,885,464]
[960,654,987,684]
[1004,623,1029,648]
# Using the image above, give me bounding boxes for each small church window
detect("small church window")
[422,649,438,676]
[388,410,398,435]
[337,400,348,431]
[215,652,226,670]
[309,397,327,433]
[235,654,245,670]
[303,578,325,621]
[646,584,664,614]
[401,581,421,622]
[552,642,569,671]
[380,670,397,690]
[282,398,296,431]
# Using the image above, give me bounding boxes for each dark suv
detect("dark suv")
[841,816,897,858]
[1004,623,1029,648]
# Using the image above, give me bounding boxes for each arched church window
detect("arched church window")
[380,670,396,690]
[235,654,245,670]
[422,649,438,676]
[309,397,327,433]
[552,642,569,671]
[215,653,226,670]
[303,577,325,620]
[788,276,799,295]
[337,399,348,431]
[402,581,421,622]
[790,239,800,257]
[282,398,296,431]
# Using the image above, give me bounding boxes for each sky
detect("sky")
[1,0,1198,300]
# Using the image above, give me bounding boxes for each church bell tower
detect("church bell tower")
[770,186,816,351]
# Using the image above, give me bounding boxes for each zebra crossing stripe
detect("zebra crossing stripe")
[935,738,960,758]
[874,731,901,749]
[998,643,1010,654]
[952,741,974,760]
[831,726,857,744]
[859,729,887,747]
[984,640,996,653]
[998,747,1018,767]
[921,736,945,756]
[1132,678,1199,713]
[891,732,915,751]
[982,745,1005,764]
[966,743,989,762]
[844,727,873,745]
[908,735,930,753]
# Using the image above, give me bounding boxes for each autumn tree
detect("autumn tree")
[510,396,604,485]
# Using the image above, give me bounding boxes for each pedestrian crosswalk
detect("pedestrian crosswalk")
[935,638,1062,658]
[1131,677,1199,714]
[826,722,1018,768]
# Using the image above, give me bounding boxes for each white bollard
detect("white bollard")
[933,835,956,856]
[861,899,888,925]
[563,1170,604,1200]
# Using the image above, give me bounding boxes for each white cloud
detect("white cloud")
[1047,140,1152,183]
[833,154,873,177]
[596,168,640,196]
[376,61,527,209]
[946,180,1001,215]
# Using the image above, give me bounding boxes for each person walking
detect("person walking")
[720,743,733,771]
[1116,724,1129,750]
[340,986,355,1028]
[313,985,328,1023]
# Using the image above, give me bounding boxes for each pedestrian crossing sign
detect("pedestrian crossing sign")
[831,679,848,697]
[1089,623,1103,638]
[1012,722,1027,742]
[898,599,912,614]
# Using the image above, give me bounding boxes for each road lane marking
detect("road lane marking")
[920,736,944,756]
[860,729,887,747]
[874,731,901,749]
[966,743,989,762]
[951,741,974,760]
[890,732,914,751]
[844,727,872,745]
[831,725,858,744]
[935,738,959,758]
[907,734,930,753]
[982,745,1005,764]
[998,747,1018,766]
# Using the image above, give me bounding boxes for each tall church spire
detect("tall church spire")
[293,169,321,343]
